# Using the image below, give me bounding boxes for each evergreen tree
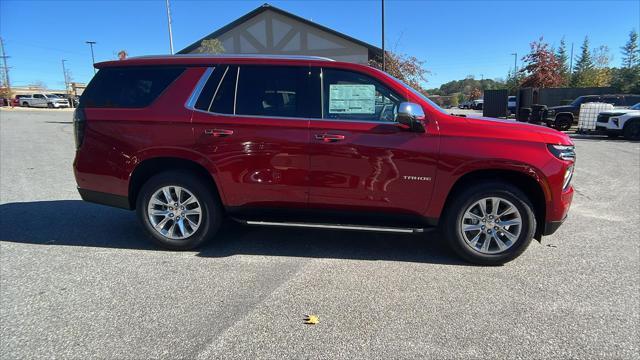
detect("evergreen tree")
[611,30,640,93]
[556,37,570,86]
[621,29,639,68]
[572,37,595,86]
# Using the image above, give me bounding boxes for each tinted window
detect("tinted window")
[194,65,237,114]
[601,96,624,106]
[34,94,44,99]
[322,68,403,122]
[81,66,185,108]
[235,66,320,118]
[624,95,640,106]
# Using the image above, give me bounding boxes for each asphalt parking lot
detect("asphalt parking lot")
[1,109,639,359]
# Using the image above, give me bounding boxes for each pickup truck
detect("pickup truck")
[20,93,70,108]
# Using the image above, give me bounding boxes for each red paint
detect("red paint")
[74,56,573,229]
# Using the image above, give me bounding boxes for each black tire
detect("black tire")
[47,103,54,108]
[623,120,640,141]
[136,171,221,250]
[441,181,536,265]
[22,102,29,107]
[554,115,572,131]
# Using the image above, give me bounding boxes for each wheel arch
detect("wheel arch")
[128,157,223,210]
[441,169,548,240]
[623,117,640,129]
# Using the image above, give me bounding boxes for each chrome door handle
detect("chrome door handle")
[315,133,345,143]
[204,129,234,137]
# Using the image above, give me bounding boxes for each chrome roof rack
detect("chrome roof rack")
[129,54,335,62]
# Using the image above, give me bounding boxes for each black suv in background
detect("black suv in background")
[545,94,640,130]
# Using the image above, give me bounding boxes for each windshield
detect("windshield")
[631,103,640,110]
[387,75,448,114]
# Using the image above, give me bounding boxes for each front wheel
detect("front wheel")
[554,115,572,131]
[623,120,640,140]
[136,171,221,250]
[442,182,536,265]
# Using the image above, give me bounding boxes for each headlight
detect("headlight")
[547,144,576,161]
[547,109,555,115]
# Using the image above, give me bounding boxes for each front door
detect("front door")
[190,65,321,210]
[308,68,438,218]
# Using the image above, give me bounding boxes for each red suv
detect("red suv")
[73,55,575,265]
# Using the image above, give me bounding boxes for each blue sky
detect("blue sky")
[1,0,638,90]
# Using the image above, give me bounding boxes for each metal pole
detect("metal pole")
[569,43,574,74]
[166,0,175,54]
[381,0,385,71]
[61,59,68,94]
[0,37,11,96]
[512,52,517,74]
[86,41,96,74]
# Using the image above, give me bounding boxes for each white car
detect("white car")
[20,93,70,108]
[595,103,640,140]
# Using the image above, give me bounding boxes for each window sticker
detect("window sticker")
[328,84,375,114]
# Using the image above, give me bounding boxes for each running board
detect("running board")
[241,220,426,234]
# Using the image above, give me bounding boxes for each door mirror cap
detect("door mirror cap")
[397,102,426,132]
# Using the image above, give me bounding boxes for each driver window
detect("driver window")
[322,68,403,122]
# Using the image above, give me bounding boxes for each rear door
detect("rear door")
[33,94,46,107]
[307,67,438,217]
[190,64,320,210]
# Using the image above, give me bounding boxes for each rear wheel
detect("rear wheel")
[554,115,572,131]
[136,171,221,250]
[623,120,640,140]
[442,182,536,265]
[22,102,29,107]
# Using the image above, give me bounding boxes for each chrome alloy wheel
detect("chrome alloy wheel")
[147,186,202,240]
[460,197,522,254]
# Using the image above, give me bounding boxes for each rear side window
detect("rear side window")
[195,65,237,114]
[601,96,624,106]
[81,66,185,108]
[624,95,640,106]
[236,66,320,118]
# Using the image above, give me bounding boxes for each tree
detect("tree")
[621,29,639,68]
[590,45,613,87]
[556,37,570,86]
[612,29,640,93]
[469,87,482,100]
[519,37,564,88]
[505,68,524,94]
[195,39,225,54]
[572,37,595,86]
[369,51,430,95]
[449,93,459,107]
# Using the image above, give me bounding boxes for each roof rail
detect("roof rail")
[128,54,335,62]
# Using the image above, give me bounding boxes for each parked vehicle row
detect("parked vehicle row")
[18,93,70,108]
[544,94,640,131]
[458,99,483,110]
[1,93,79,108]
[73,54,575,265]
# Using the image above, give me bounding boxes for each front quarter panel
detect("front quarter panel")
[425,114,561,220]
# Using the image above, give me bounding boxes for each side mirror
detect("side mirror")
[396,102,426,132]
